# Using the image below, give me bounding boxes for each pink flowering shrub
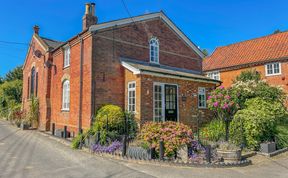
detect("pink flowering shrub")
[139,121,193,157]
[207,86,238,119]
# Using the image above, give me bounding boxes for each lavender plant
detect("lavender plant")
[91,141,122,153]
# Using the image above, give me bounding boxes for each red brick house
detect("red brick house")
[22,3,219,136]
[203,31,288,92]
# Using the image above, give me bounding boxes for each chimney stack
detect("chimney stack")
[33,25,40,35]
[82,2,98,31]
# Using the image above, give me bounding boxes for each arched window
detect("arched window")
[30,67,35,97]
[149,37,159,64]
[62,80,70,110]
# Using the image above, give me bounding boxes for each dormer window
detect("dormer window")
[64,46,70,68]
[149,37,159,64]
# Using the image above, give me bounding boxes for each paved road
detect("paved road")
[0,119,288,178]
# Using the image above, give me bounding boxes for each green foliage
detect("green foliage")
[0,79,23,118]
[275,124,288,149]
[200,119,225,142]
[93,105,124,131]
[91,105,138,146]
[0,77,3,85]
[230,98,287,150]
[234,69,261,83]
[4,66,23,82]
[71,134,84,149]
[202,49,209,57]
[27,96,39,127]
[231,80,285,109]
[140,121,193,157]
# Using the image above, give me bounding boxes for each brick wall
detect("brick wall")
[92,18,203,111]
[22,35,51,131]
[50,32,93,135]
[139,75,215,131]
[217,62,288,92]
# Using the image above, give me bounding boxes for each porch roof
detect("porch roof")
[120,58,221,84]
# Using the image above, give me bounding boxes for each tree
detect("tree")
[202,49,209,57]
[4,66,23,82]
[273,29,281,34]
[0,77,3,85]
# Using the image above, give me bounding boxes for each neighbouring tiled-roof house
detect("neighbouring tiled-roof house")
[22,3,220,136]
[203,31,288,91]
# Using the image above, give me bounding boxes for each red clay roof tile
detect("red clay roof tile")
[203,31,288,71]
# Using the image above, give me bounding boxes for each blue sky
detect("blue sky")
[1,0,288,76]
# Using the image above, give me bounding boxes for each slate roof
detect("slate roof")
[40,37,64,50]
[121,58,220,83]
[203,31,288,72]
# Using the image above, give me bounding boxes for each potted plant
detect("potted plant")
[260,141,276,153]
[216,142,241,162]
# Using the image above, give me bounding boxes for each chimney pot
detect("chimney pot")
[85,3,90,15]
[91,3,95,16]
[82,2,98,31]
[33,25,40,35]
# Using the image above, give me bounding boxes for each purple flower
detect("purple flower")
[91,141,122,153]
[219,86,224,89]
[213,102,219,107]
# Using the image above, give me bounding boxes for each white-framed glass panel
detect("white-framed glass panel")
[207,71,220,80]
[64,46,70,68]
[128,82,136,112]
[153,84,164,122]
[265,62,281,76]
[149,37,159,64]
[62,80,70,110]
[198,87,206,108]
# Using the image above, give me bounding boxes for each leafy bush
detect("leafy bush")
[140,121,193,157]
[230,98,287,150]
[200,119,225,142]
[234,69,261,83]
[71,134,84,149]
[231,80,285,109]
[27,96,39,127]
[92,105,138,145]
[275,124,288,149]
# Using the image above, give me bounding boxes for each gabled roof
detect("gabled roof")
[41,37,64,50]
[90,11,205,58]
[121,58,220,84]
[203,31,288,72]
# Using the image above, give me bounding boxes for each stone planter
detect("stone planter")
[217,149,242,161]
[20,122,30,130]
[260,142,276,153]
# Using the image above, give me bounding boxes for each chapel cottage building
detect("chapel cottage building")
[22,3,219,136]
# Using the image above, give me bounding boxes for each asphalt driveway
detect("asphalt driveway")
[0,119,287,178]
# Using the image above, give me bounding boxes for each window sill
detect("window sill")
[198,107,207,109]
[61,109,70,112]
[63,65,70,70]
[265,73,281,77]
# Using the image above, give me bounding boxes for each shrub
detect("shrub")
[93,105,124,131]
[230,98,287,150]
[92,105,138,145]
[200,119,225,142]
[275,124,288,149]
[140,121,193,157]
[27,96,39,127]
[91,141,122,153]
[231,80,285,109]
[234,69,261,83]
[71,134,84,149]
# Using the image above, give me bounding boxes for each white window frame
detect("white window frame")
[198,87,206,109]
[149,37,159,64]
[265,62,281,76]
[207,71,220,80]
[153,82,179,122]
[64,46,70,68]
[127,81,136,113]
[62,80,70,111]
